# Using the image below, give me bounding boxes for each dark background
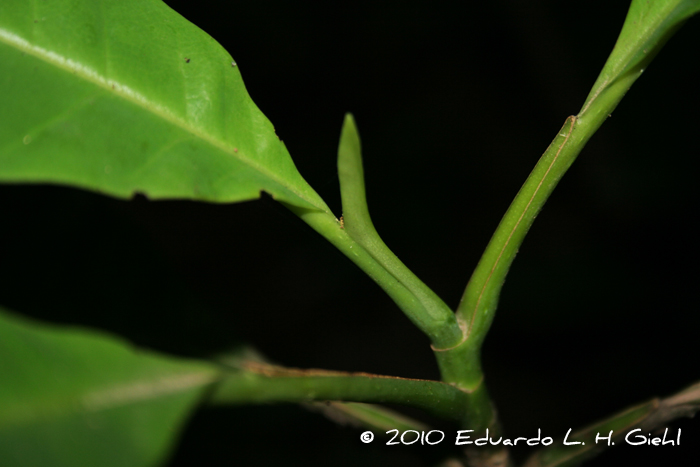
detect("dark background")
[2,0,699,465]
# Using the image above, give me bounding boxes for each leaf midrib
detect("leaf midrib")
[0,370,217,428]
[0,27,326,211]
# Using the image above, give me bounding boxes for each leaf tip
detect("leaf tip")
[338,112,362,163]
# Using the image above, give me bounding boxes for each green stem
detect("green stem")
[333,114,499,434]
[424,115,588,437]
[208,361,469,422]
[455,0,700,355]
[434,340,499,434]
[436,2,700,438]
[284,203,462,349]
[456,115,579,350]
[522,382,700,467]
[286,115,498,432]
[281,1,699,440]
[336,114,461,346]
[304,401,430,432]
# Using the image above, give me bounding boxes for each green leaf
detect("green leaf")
[0,306,220,467]
[0,0,327,211]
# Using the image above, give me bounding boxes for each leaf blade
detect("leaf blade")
[0,306,220,467]
[0,0,327,210]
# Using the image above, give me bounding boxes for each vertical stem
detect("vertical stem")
[456,116,580,350]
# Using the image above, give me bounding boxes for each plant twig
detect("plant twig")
[303,401,430,433]
[522,381,700,467]
[284,203,463,350]
[208,359,470,422]
[287,114,466,350]
[213,348,433,432]
[455,0,700,383]
[336,113,463,348]
[455,116,577,351]
[441,4,700,459]
[334,115,504,452]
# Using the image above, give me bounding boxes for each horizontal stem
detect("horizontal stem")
[208,360,469,422]
[304,401,430,432]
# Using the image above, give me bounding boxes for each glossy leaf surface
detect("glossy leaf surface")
[0,0,327,211]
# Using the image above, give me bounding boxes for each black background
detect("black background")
[2,0,699,465]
